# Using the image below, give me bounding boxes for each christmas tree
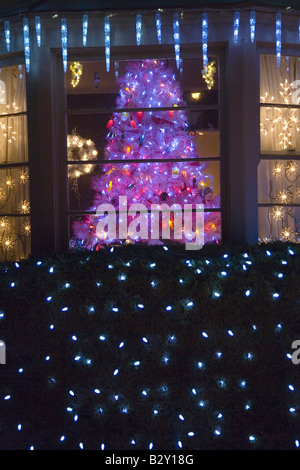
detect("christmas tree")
[71,59,221,249]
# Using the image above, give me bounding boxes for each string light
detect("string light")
[69,62,83,88]
[173,12,181,69]
[61,18,68,73]
[4,20,10,52]
[104,15,110,72]
[35,16,41,47]
[202,13,208,68]
[23,18,30,73]
[82,14,88,46]
[233,11,240,44]
[276,12,281,67]
[155,11,162,44]
[250,11,256,43]
[136,13,142,46]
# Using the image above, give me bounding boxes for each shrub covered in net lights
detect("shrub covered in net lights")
[0,242,300,450]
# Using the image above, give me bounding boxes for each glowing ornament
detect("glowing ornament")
[108,181,113,192]
[107,118,113,129]
[172,166,180,178]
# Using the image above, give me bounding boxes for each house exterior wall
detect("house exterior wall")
[0,8,299,254]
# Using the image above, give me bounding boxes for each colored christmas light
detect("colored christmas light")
[82,14,88,46]
[104,15,110,72]
[233,11,240,44]
[23,18,30,73]
[35,16,41,47]
[173,12,181,69]
[202,13,208,68]
[250,11,256,43]
[4,21,10,52]
[61,18,68,73]
[276,12,281,67]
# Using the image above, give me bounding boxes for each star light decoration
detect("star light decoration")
[268,160,300,242]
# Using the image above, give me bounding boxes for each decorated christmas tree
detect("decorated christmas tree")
[71,59,221,249]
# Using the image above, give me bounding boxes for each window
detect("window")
[0,64,30,262]
[259,54,300,243]
[65,54,222,250]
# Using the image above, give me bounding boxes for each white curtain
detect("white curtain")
[259,54,300,241]
[0,64,30,261]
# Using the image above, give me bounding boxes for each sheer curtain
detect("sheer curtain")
[259,54,300,242]
[0,65,30,261]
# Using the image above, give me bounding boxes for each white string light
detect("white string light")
[233,11,240,44]
[155,11,162,44]
[23,18,30,73]
[202,13,208,68]
[82,14,88,46]
[35,16,41,47]
[173,12,181,69]
[276,12,282,67]
[61,18,68,73]
[4,20,10,52]
[136,13,142,46]
[104,15,110,72]
[250,11,256,43]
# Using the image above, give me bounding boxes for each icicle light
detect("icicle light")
[276,12,281,67]
[250,11,256,43]
[35,16,41,47]
[155,11,162,44]
[173,12,180,69]
[4,21,10,52]
[82,14,88,46]
[23,18,30,73]
[136,14,142,46]
[233,11,240,44]
[104,15,110,72]
[202,13,208,68]
[61,18,68,73]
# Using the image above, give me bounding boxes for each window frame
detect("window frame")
[258,44,300,242]
[51,43,228,250]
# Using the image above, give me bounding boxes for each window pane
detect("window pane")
[0,115,28,164]
[0,167,30,215]
[258,206,300,243]
[260,54,300,154]
[66,57,219,109]
[0,215,31,261]
[258,159,299,205]
[68,161,221,213]
[0,64,27,115]
[69,209,221,249]
[66,57,221,248]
